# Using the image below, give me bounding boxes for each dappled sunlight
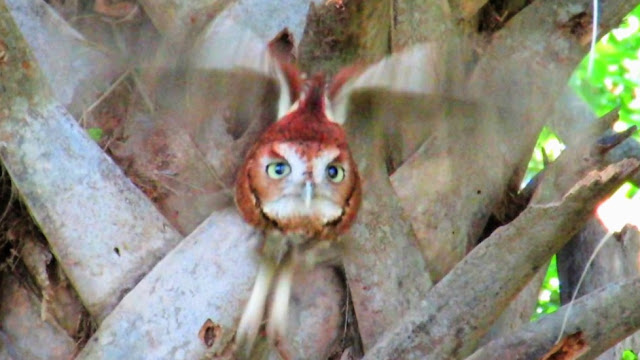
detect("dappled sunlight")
[597,183,640,231]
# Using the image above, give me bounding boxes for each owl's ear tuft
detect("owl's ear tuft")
[268,28,296,64]
[273,61,302,120]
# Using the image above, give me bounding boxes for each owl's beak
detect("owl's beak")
[303,180,313,209]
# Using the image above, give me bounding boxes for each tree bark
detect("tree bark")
[0,0,183,320]
[467,270,640,360]
[363,159,640,359]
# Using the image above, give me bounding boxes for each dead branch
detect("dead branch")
[343,98,433,350]
[466,274,640,360]
[0,1,182,320]
[363,159,640,359]
[5,0,121,116]
[75,209,344,360]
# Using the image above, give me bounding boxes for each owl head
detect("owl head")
[235,74,361,240]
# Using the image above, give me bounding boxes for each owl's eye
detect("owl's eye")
[326,164,345,183]
[266,161,291,179]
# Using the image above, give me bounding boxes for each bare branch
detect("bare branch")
[343,99,433,350]
[75,210,257,359]
[364,159,640,359]
[467,274,640,360]
[5,0,121,116]
[0,1,182,320]
[76,209,344,360]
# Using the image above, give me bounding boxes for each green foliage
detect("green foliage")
[569,4,640,140]
[87,127,104,142]
[531,255,560,322]
[623,350,639,360]
[523,127,565,185]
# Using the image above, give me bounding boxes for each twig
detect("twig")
[80,69,131,127]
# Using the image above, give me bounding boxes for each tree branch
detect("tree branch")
[467,271,640,360]
[0,0,182,320]
[75,209,344,360]
[363,159,640,360]
[0,275,76,359]
[5,0,120,116]
[343,94,433,350]
[389,0,637,283]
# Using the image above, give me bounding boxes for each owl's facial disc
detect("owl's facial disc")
[257,142,349,224]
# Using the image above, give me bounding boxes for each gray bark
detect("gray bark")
[363,159,639,359]
[467,272,640,360]
[0,1,183,320]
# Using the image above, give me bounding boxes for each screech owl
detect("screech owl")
[234,71,362,356]
[235,77,361,241]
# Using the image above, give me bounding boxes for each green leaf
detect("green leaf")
[622,349,638,360]
[87,128,104,142]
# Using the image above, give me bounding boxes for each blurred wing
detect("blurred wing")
[329,43,445,125]
[190,16,271,73]
[190,16,294,118]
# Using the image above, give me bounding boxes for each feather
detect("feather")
[329,43,443,125]
[266,260,294,344]
[189,16,300,120]
[235,259,275,358]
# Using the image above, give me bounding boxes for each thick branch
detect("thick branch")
[76,209,344,360]
[76,210,257,359]
[389,0,634,285]
[5,0,120,116]
[0,1,182,320]
[343,97,433,350]
[471,0,637,114]
[466,275,640,360]
[558,223,640,360]
[363,159,640,360]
